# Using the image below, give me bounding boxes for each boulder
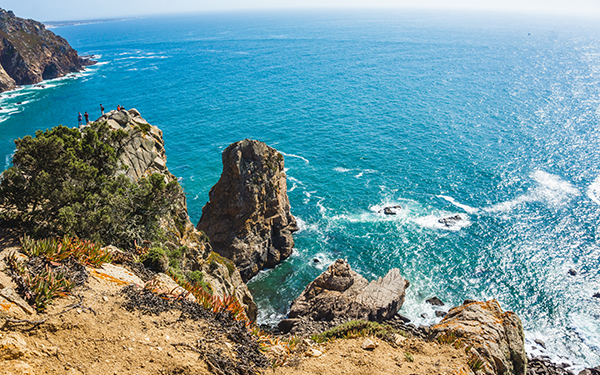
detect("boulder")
[287,259,409,323]
[432,300,526,375]
[197,139,298,282]
[426,296,445,306]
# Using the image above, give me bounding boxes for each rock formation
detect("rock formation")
[91,110,258,321]
[279,259,409,333]
[196,139,298,282]
[0,8,95,92]
[432,299,527,375]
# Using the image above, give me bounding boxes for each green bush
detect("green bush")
[0,122,182,249]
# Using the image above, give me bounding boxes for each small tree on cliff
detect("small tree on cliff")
[0,122,182,249]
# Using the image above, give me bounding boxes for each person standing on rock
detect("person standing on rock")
[100,104,104,115]
[78,112,82,125]
[84,111,89,124]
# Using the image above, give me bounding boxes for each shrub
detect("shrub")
[0,122,183,249]
[310,320,404,343]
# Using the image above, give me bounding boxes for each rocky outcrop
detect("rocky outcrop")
[94,109,173,182]
[91,111,258,321]
[279,259,409,333]
[197,139,298,282]
[0,8,95,92]
[432,299,527,375]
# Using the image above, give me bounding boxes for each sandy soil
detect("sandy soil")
[276,336,471,375]
[1,225,472,375]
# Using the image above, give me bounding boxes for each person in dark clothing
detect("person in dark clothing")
[78,112,82,125]
[84,111,89,124]
[100,104,104,115]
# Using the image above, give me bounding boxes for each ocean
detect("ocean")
[1,9,599,369]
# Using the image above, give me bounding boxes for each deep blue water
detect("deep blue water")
[1,9,599,368]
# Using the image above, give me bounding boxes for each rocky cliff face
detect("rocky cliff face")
[196,139,298,282]
[432,299,527,375]
[0,8,94,92]
[92,110,258,320]
[279,259,409,333]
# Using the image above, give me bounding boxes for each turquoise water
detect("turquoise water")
[1,10,599,369]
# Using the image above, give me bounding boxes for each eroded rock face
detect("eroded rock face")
[0,8,95,92]
[285,259,409,329]
[432,299,527,375]
[197,139,298,282]
[94,109,173,182]
[92,111,258,321]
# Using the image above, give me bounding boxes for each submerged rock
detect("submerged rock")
[197,139,298,282]
[432,299,526,375]
[284,259,409,330]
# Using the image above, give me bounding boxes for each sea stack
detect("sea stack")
[0,8,95,92]
[197,139,298,282]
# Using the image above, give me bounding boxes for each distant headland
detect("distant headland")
[0,8,96,93]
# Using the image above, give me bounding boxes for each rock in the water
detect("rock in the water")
[197,139,298,282]
[435,310,447,318]
[381,205,402,215]
[426,296,445,306]
[432,300,526,375]
[593,293,600,299]
[534,339,547,349]
[287,259,409,323]
[361,338,378,350]
[568,269,577,276]
[438,214,463,227]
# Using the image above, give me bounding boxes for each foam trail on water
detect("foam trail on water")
[587,177,600,206]
[438,195,479,214]
[485,171,579,213]
[280,151,309,164]
[334,167,351,173]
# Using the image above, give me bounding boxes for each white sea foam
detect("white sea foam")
[587,176,600,206]
[279,151,309,164]
[354,172,363,178]
[485,170,579,213]
[438,195,479,214]
[334,167,351,173]
[571,314,600,354]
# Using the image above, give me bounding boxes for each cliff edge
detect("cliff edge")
[0,8,95,93]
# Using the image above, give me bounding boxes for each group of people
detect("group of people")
[78,104,126,126]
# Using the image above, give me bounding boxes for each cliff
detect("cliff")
[0,8,94,92]
[91,110,258,320]
[197,139,298,282]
